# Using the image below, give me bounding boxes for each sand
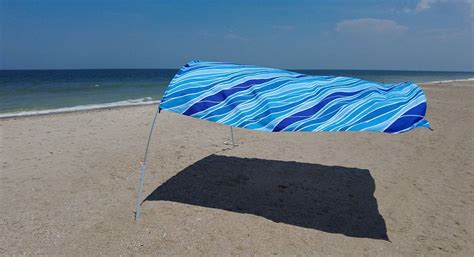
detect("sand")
[1,81,473,255]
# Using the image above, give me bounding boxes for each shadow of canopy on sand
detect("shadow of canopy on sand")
[145,154,388,240]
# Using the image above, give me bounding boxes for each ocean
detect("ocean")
[1,68,473,118]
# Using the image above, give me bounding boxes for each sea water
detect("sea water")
[1,68,473,118]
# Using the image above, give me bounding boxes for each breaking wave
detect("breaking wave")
[0,97,159,119]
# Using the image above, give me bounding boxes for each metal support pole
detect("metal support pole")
[135,107,160,221]
[230,126,235,147]
[135,163,146,220]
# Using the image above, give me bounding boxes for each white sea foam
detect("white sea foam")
[422,78,474,84]
[0,97,160,119]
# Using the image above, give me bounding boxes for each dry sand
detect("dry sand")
[1,81,473,255]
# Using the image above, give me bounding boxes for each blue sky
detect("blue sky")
[1,0,473,71]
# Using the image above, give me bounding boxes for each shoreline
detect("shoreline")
[0,99,160,119]
[1,79,473,120]
[421,77,474,85]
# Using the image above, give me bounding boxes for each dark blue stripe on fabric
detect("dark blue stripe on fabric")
[272,90,365,132]
[292,90,377,131]
[383,102,426,133]
[291,104,345,131]
[183,77,276,116]
[403,101,427,116]
[200,79,294,119]
[272,85,399,132]
[350,90,422,125]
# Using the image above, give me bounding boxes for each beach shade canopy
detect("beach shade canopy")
[135,61,432,221]
[159,61,430,133]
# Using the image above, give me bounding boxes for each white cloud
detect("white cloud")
[415,0,435,12]
[406,0,474,14]
[335,18,408,35]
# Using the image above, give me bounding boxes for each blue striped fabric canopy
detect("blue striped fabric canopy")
[160,61,431,133]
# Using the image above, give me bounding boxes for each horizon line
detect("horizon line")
[1,67,473,73]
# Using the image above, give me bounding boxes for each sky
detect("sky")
[0,0,473,71]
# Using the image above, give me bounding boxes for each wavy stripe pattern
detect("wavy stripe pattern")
[160,61,431,133]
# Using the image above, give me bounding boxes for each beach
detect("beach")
[1,80,473,255]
